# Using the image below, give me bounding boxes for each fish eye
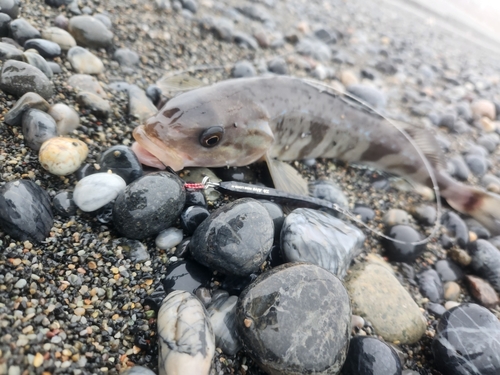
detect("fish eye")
[199,126,224,148]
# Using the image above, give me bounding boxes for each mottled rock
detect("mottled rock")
[41,27,76,50]
[9,18,40,45]
[468,239,500,293]
[73,173,126,212]
[0,60,54,99]
[0,13,10,38]
[52,190,77,217]
[48,103,80,135]
[155,227,183,249]
[22,108,58,151]
[68,15,113,49]
[98,145,142,184]
[113,238,150,263]
[418,269,444,303]
[180,206,209,235]
[67,46,104,74]
[23,52,53,79]
[162,260,212,294]
[382,225,425,262]
[0,41,23,61]
[207,294,241,356]
[24,39,61,59]
[4,92,50,126]
[39,137,88,176]
[309,179,349,214]
[76,91,110,117]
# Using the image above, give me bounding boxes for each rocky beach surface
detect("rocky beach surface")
[1,0,500,374]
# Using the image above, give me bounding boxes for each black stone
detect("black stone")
[180,205,209,235]
[0,60,54,99]
[190,198,274,276]
[45,0,73,7]
[382,225,425,262]
[184,190,206,207]
[435,259,464,282]
[9,18,40,45]
[213,165,256,183]
[468,239,500,293]
[0,14,9,38]
[267,57,288,75]
[259,200,284,240]
[464,219,490,239]
[0,180,53,243]
[52,191,77,218]
[161,260,212,294]
[75,163,98,180]
[441,211,469,248]
[432,303,500,375]
[99,145,143,184]
[21,108,57,151]
[24,39,61,59]
[174,237,191,258]
[341,336,402,375]
[448,155,470,181]
[96,201,114,224]
[145,84,162,107]
[112,172,186,240]
[417,269,444,303]
[309,179,349,216]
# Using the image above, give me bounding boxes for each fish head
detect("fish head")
[133,99,275,171]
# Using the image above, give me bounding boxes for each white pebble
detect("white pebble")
[48,103,80,135]
[155,227,183,249]
[73,173,126,212]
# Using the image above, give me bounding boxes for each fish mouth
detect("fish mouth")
[132,125,186,171]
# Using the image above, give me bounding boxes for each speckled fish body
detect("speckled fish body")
[133,76,500,234]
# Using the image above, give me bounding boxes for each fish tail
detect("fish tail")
[438,171,500,234]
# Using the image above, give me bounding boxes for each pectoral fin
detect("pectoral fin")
[265,154,309,196]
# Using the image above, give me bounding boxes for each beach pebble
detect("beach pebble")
[145,84,162,107]
[383,209,411,226]
[180,206,209,235]
[54,14,69,28]
[114,48,139,67]
[48,103,80,134]
[432,303,500,375]
[296,38,331,61]
[94,14,112,29]
[382,225,425,262]
[448,155,470,181]
[0,0,19,19]
[67,74,107,97]
[9,18,40,45]
[411,204,437,226]
[162,260,212,294]
[427,302,446,318]
[120,366,156,375]
[73,173,126,212]
[113,238,150,263]
[155,227,183,249]
[48,61,61,74]
[468,239,500,293]
[267,57,288,75]
[0,41,23,61]
[471,99,495,120]
[340,336,402,375]
[0,13,10,37]
[465,275,499,308]
[190,198,274,276]
[233,31,259,50]
[0,60,54,99]
[0,180,53,243]
[435,259,464,282]
[22,108,58,151]
[309,179,349,213]
[23,52,53,79]
[38,137,89,176]
[232,60,256,78]
[67,46,104,74]
[281,208,365,278]
[207,294,241,356]
[157,291,215,375]
[346,84,387,110]
[128,84,157,122]
[441,211,469,247]
[113,172,186,239]
[417,269,444,303]
[24,39,61,59]
[259,200,284,239]
[76,91,110,117]
[52,190,77,217]
[68,15,113,49]
[41,27,76,51]
[4,92,50,126]
[98,145,143,184]
[237,263,351,375]
[443,281,461,301]
[345,262,427,344]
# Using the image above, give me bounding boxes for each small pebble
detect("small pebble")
[68,15,113,49]
[22,108,58,151]
[39,137,89,176]
[41,27,77,50]
[0,60,54,99]
[9,18,40,45]
[155,227,183,249]
[4,91,50,126]
[24,39,61,58]
[67,46,104,74]
[73,173,126,212]
[48,103,80,134]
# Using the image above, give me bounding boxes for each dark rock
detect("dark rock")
[21,108,57,151]
[0,13,10,37]
[145,84,162,107]
[314,27,338,44]
[52,190,77,218]
[382,225,425,262]
[161,260,212,294]
[181,0,197,13]
[464,218,490,239]
[435,259,464,282]
[352,204,375,222]
[411,204,437,226]
[341,336,402,375]
[4,92,50,126]
[24,39,61,59]
[23,52,53,79]
[0,0,18,19]
[174,237,191,258]
[45,0,73,7]
[233,31,259,50]
[185,190,206,207]
[68,15,113,49]
[417,269,444,303]
[190,198,273,276]
[0,41,22,61]
[347,84,387,110]
[267,57,288,75]
[375,60,397,75]
[75,163,98,180]
[113,48,139,67]
[432,304,500,375]
[112,172,186,239]
[468,239,500,293]
[237,263,351,375]
[477,134,498,153]
[259,200,284,240]
[213,165,256,183]
[96,201,114,224]
[113,238,150,262]
[0,60,54,99]
[99,145,143,184]
[448,155,470,181]
[9,18,40,45]
[441,211,469,248]
[180,205,209,235]
[438,113,456,131]
[76,91,110,118]
[427,302,446,318]
[235,4,272,24]
[207,293,241,355]
[464,154,487,177]
[0,180,53,243]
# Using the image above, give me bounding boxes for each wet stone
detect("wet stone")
[67,46,104,74]
[352,204,375,223]
[382,225,425,263]
[0,13,9,37]
[41,27,76,51]
[465,275,499,309]
[237,263,350,375]
[185,190,206,207]
[68,15,114,49]
[346,84,387,110]
[76,91,110,117]
[0,180,53,243]
[112,172,186,240]
[0,41,23,61]
[113,238,150,263]
[345,262,427,344]
[435,259,464,282]
[155,227,183,250]
[98,145,142,184]
[48,103,80,135]
[432,303,500,375]
[427,302,446,318]
[22,108,58,151]
[340,336,402,375]
[23,52,53,79]
[145,84,162,107]
[96,201,114,224]
[309,179,349,214]
[0,0,18,19]
[281,208,365,278]
[191,198,273,276]
[180,206,209,235]
[52,190,77,217]
[162,260,212,294]
[259,200,284,240]
[4,92,50,126]
[213,165,256,183]
[207,294,241,356]
[9,18,40,45]
[418,269,444,303]
[0,60,54,99]
[232,60,256,78]
[24,39,61,59]
[73,173,126,212]
[468,239,500,293]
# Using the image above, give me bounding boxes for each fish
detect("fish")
[132,75,500,234]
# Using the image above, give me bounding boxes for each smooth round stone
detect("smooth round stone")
[207,294,241,356]
[341,336,402,375]
[267,57,288,75]
[73,173,126,212]
[108,81,131,92]
[465,275,499,309]
[120,366,155,375]
[48,103,80,135]
[0,180,53,243]
[76,91,110,117]
[67,74,106,97]
[47,61,61,74]
[382,225,425,263]
[162,260,212,294]
[22,108,58,151]
[190,198,274,276]
[432,303,500,375]
[68,15,113,49]
[448,155,470,181]
[113,48,139,67]
[411,204,437,226]
[185,190,206,207]
[346,84,387,110]
[41,27,76,50]
[465,154,488,177]
[0,41,23,61]
[465,218,490,239]
[24,39,61,59]
[179,206,208,235]
[352,204,375,222]
[52,190,77,217]
[281,208,365,278]
[468,239,500,293]
[98,145,142,184]
[0,0,18,19]
[237,263,351,375]
[54,14,69,29]
[96,202,113,224]
[0,13,10,38]
[232,60,256,78]
[0,60,54,99]
[213,165,256,183]
[155,227,183,249]
[427,302,447,318]
[113,238,150,262]
[128,84,157,122]
[345,262,427,344]
[296,38,331,61]
[444,281,461,301]
[112,172,186,239]
[94,14,112,29]
[309,179,349,214]
[23,51,53,79]
[67,46,104,74]
[417,269,444,303]
[259,200,284,239]
[39,137,89,176]
[9,18,40,45]
[435,259,464,282]
[145,84,162,107]
[4,92,50,126]
[383,209,410,226]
